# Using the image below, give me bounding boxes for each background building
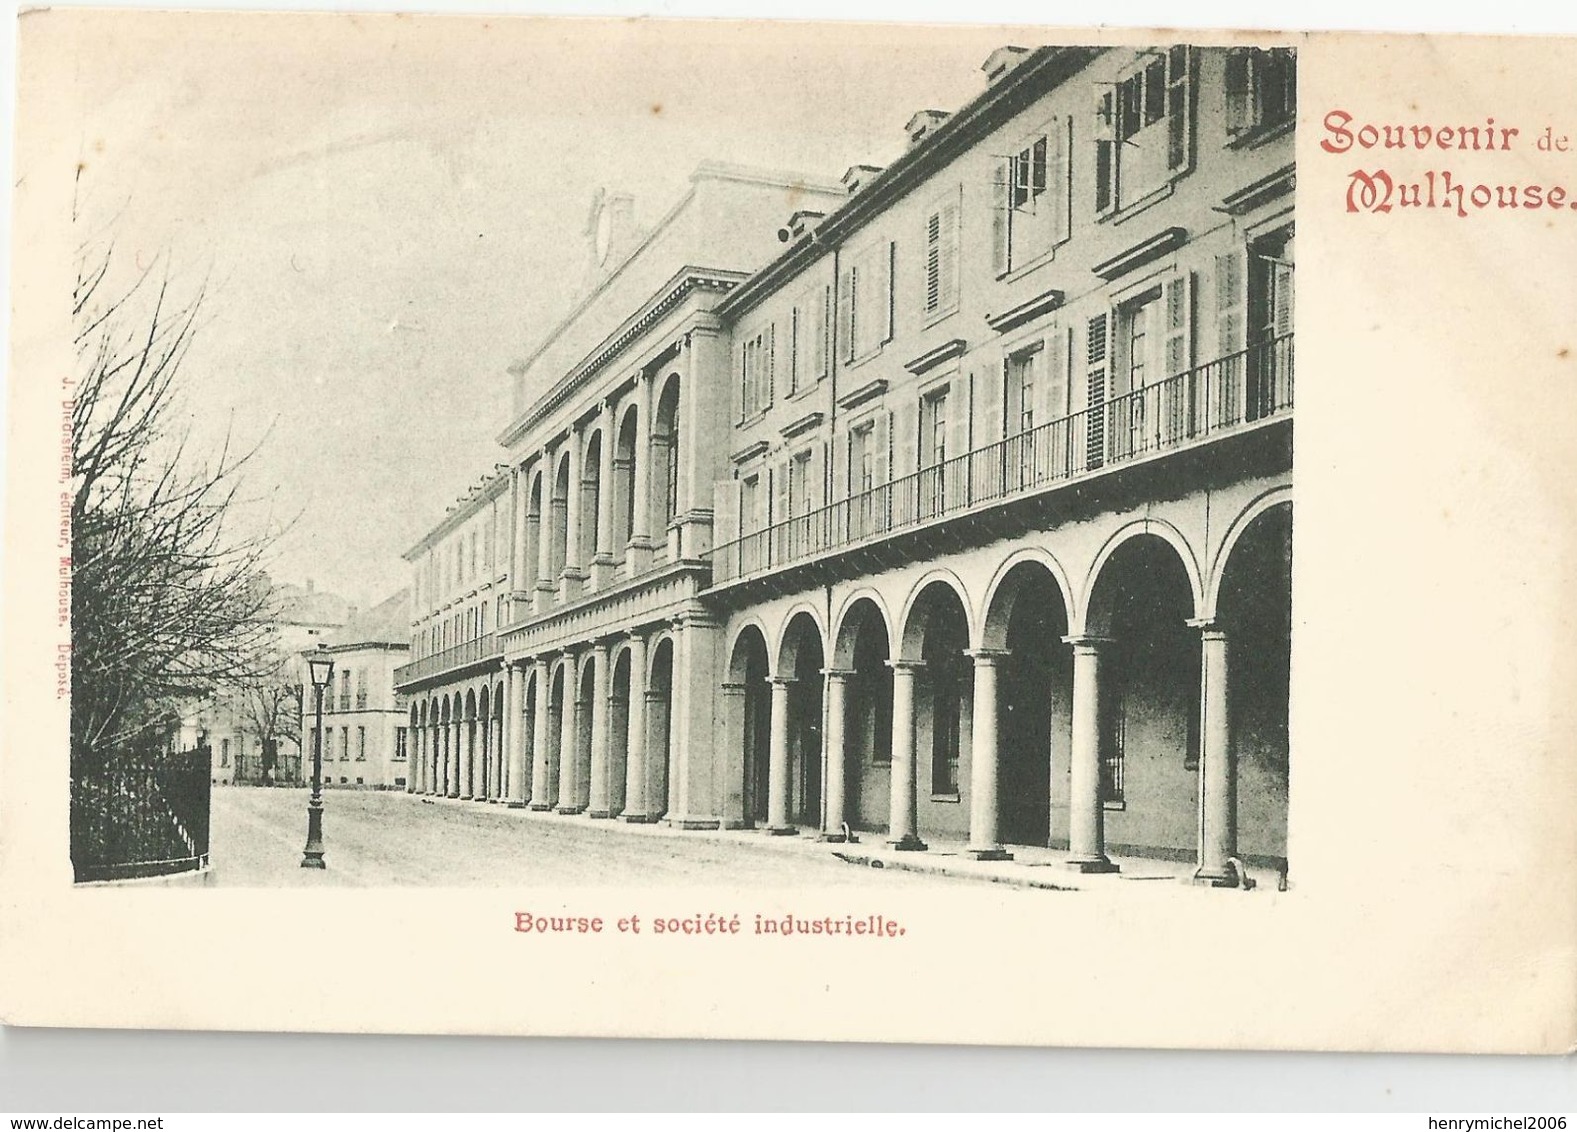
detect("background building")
[303,590,412,790]
[398,43,1294,888]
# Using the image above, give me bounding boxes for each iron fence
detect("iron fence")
[70,745,212,882]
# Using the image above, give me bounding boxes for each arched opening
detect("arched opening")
[464,689,478,799]
[982,561,1073,848]
[1086,533,1201,859]
[899,580,973,843]
[524,472,543,594]
[1215,501,1292,868]
[653,375,681,535]
[609,647,632,817]
[547,663,566,808]
[581,430,603,572]
[574,655,596,811]
[615,406,638,554]
[834,598,891,833]
[727,626,772,827]
[549,453,570,583]
[478,685,491,799]
[440,695,453,796]
[777,612,825,828]
[647,637,674,819]
[521,668,538,806]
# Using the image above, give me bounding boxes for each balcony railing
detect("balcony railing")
[393,632,500,688]
[711,334,1292,585]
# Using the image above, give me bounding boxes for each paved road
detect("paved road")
[210,786,952,888]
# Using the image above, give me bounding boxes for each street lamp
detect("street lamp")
[301,649,335,869]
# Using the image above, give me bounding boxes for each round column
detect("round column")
[966,649,1012,861]
[886,660,926,851]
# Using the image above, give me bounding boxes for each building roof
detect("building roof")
[322,589,412,650]
[270,579,353,628]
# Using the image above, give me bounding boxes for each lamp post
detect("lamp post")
[301,649,335,869]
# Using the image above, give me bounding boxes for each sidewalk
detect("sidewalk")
[410,792,1281,893]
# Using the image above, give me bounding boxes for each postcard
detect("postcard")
[3,12,1575,1054]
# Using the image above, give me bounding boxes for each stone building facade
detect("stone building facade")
[397,43,1295,887]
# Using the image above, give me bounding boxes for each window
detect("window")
[1225,47,1296,142]
[738,324,774,420]
[355,668,367,709]
[919,389,949,516]
[340,727,350,761]
[1247,228,1295,419]
[740,473,763,572]
[220,739,230,767]
[993,122,1070,275]
[930,661,962,796]
[923,192,961,317]
[1006,346,1042,485]
[1096,46,1193,215]
[791,285,829,392]
[847,422,878,537]
[1099,690,1125,805]
[394,727,407,761]
[791,451,813,520]
[357,727,367,761]
[838,241,895,362]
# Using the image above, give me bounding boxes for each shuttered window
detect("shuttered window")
[1095,47,1193,216]
[923,191,961,317]
[993,119,1072,275]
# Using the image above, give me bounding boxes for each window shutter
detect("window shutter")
[874,411,889,488]
[767,323,776,406]
[1045,326,1068,420]
[1224,48,1252,137]
[1167,45,1193,173]
[1085,312,1111,468]
[948,384,968,467]
[882,241,896,343]
[811,441,826,511]
[939,198,961,313]
[737,342,748,421]
[772,460,787,526]
[1215,250,1247,357]
[812,284,829,379]
[832,426,847,499]
[789,306,800,394]
[924,209,941,315]
[713,479,741,547]
[992,157,1012,275]
[1055,117,1073,244]
[1163,273,1194,378]
[838,264,856,363]
[1094,89,1116,214]
[979,355,1004,445]
[1272,257,1295,338]
[894,401,917,481]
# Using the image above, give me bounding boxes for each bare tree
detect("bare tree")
[70,227,278,768]
[236,650,305,784]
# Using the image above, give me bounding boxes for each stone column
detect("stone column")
[592,400,617,589]
[1191,621,1238,887]
[412,725,423,793]
[627,374,654,574]
[556,653,584,813]
[535,447,557,614]
[461,717,475,800]
[562,428,583,601]
[529,657,553,811]
[1065,636,1119,873]
[821,669,854,842]
[621,633,654,822]
[506,663,528,807]
[886,660,926,851]
[765,676,797,835]
[668,612,720,829]
[966,649,1012,861]
[450,719,462,798]
[587,642,614,817]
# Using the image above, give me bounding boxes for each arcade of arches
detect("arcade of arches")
[407,495,1291,888]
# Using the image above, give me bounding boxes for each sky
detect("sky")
[56,11,1036,612]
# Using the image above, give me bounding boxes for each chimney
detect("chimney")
[841,163,885,195]
[904,109,951,146]
[981,45,1031,84]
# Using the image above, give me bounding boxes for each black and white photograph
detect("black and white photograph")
[58,25,1295,893]
[5,12,1575,1070]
